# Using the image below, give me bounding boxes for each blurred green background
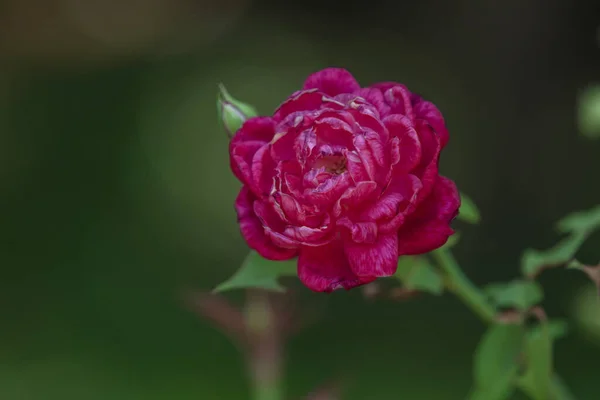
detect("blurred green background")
[1,0,599,398]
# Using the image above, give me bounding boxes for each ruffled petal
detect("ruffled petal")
[413,120,441,202]
[369,82,399,93]
[273,90,328,122]
[304,172,352,207]
[337,218,378,244]
[230,117,277,190]
[230,140,264,189]
[235,188,296,260]
[313,115,355,148]
[383,114,422,173]
[412,99,449,148]
[345,233,399,277]
[298,240,375,292]
[302,68,361,97]
[231,116,277,143]
[333,181,379,217]
[382,85,414,120]
[361,174,421,223]
[353,132,387,182]
[356,88,391,117]
[250,145,276,196]
[344,150,370,183]
[376,177,423,233]
[397,176,460,255]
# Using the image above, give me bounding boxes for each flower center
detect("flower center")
[313,155,347,174]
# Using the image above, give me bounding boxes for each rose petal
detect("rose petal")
[250,145,276,196]
[333,181,379,217]
[231,116,277,143]
[397,176,460,255]
[304,172,352,207]
[361,174,421,223]
[302,68,361,97]
[412,99,449,148]
[273,90,326,122]
[230,140,264,189]
[345,233,399,277]
[230,117,277,189]
[337,218,378,243]
[377,175,423,233]
[353,133,386,182]
[383,114,422,173]
[294,127,318,163]
[265,228,300,249]
[313,112,356,143]
[298,240,375,292]
[254,197,287,232]
[369,82,399,93]
[283,223,333,246]
[413,120,441,202]
[271,112,306,162]
[356,88,391,117]
[235,188,296,260]
[344,97,384,129]
[344,150,370,183]
[383,85,414,120]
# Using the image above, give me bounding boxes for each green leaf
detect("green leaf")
[568,260,600,292]
[213,251,296,293]
[549,374,577,400]
[442,232,461,249]
[545,319,569,341]
[484,280,544,311]
[468,367,519,400]
[458,192,481,224]
[472,323,525,399]
[395,257,444,295]
[521,231,588,278]
[521,204,600,278]
[578,84,600,140]
[556,205,600,234]
[518,323,555,400]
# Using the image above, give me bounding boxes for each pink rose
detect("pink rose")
[230,68,460,292]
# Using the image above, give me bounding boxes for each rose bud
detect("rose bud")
[218,83,258,137]
[229,68,460,292]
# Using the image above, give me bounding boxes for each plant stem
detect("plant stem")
[431,249,496,323]
[432,248,576,399]
[245,290,283,400]
[251,381,281,400]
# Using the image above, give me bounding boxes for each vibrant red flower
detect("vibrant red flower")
[230,68,460,292]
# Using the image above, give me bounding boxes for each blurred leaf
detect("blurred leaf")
[556,205,600,234]
[395,257,444,295]
[442,232,461,249]
[468,367,519,400]
[522,205,600,278]
[484,280,544,311]
[568,260,600,291]
[518,323,555,400]
[458,192,481,224]
[306,381,341,400]
[544,319,570,341]
[578,84,600,139]
[549,374,578,400]
[571,284,600,345]
[521,231,588,278]
[472,323,525,399]
[213,251,296,293]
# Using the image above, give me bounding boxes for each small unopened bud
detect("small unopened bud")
[217,83,258,138]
